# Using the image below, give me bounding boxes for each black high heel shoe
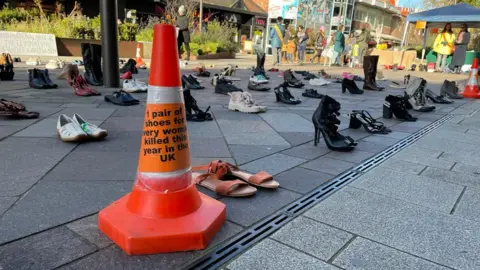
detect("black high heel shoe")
[284,70,304,88]
[312,95,356,151]
[341,79,364,94]
[425,89,453,104]
[383,95,417,122]
[183,89,213,121]
[274,84,301,105]
[349,110,391,134]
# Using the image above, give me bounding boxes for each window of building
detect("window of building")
[383,14,392,27]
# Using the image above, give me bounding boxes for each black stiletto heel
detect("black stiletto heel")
[350,110,391,134]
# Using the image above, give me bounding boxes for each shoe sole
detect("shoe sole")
[56,130,89,142]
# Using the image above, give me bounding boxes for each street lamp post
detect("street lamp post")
[100,0,120,88]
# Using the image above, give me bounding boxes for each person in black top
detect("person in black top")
[176,5,191,61]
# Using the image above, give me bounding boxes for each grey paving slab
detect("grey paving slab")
[187,120,224,138]
[305,187,480,270]
[378,159,427,175]
[217,119,273,134]
[190,137,231,158]
[42,150,138,181]
[275,167,334,194]
[451,162,480,176]
[0,137,76,196]
[105,103,146,117]
[211,109,263,120]
[272,216,353,260]
[14,118,102,138]
[0,180,131,245]
[439,151,480,166]
[360,135,400,145]
[60,103,100,108]
[229,144,289,164]
[454,188,480,223]
[281,142,330,160]
[301,156,356,175]
[65,215,113,248]
[0,226,96,270]
[259,112,313,132]
[224,130,290,146]
[59,245,156,270]
[389,154,455,170]
[351,167,463,212]
[421,167,480,189]
[227,239,339,270]
[278,132,315,146]
[74,130,142,153]
[47,107,116,121]
[398,145,443,158]
[240,153,307,175]
[0,197,16,216]
[324,150,374,164]
[333,237,450,270]
[0,125,24,140]
[220,188,301,227]
[100,116,144,131]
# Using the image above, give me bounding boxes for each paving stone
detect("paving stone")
[281,142,330,160]
[190,137,231,158]
[0,125,24,140]
[0,197,17,216]
[48,107,116,121]
[59,245,156,270]
[229,145,289,164]
[0,226,96,270]
[66,215,113,248]
[14,118,103,138]
[278,132,315,146]
[351,167,463,212]
[100,116,144,131]
[0,108,63,127]
[351,140,391,153]
[454,188,480,223]
[211,109,263,121]
[240,153,307,176]
[105,104,146,117]
[451,162,480,176]
[275,167,334,194]
[221,188,301,227]
[324,150,374,164]
[339,129,374,141]
[187,120,224,138]
[421,167,480,189]
[60,103,100,108]
[389,124,423,133]
[305,187,480,270]
[333,237,450,270]
[0,137,76,196]
[74,130,142,153]
[227,238,338,270]
[301,157,356,175]
[378,159,427,175]
[0,180,131,245]
[272,216,353,260]
[42,151,138,181]
[225,131,290,146]
[389,154,455,170]
[260,113,313,132]
[439,151,480,166]
[360,135,400,145]
[217,119,273,134]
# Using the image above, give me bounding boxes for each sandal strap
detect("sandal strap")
[216,180,248,195]
[248,171,273,185]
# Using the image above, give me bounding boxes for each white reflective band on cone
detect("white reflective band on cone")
[147,85,184,104]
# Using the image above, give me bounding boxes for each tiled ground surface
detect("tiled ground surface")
[0,64,473,270]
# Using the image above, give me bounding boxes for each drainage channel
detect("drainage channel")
[185,114,456,270]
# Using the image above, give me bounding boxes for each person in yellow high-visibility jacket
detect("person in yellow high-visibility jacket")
[433,23,456,72]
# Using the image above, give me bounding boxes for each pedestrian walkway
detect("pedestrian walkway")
[226,102,480,270]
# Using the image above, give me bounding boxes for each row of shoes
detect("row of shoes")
[0,53,14,81]
[57,114,107,142]
[192,160,278,197]
[29,69,58,89]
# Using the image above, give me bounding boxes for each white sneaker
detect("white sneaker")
[309,78,331,86]
[228,92,265,113]
[123,79,141,92]
[26,57,40,66]
[56,58,65,69]
[56,114,88,142]
[132,79,148,91]
[250,75,269,84]
[45,60,59,70]
[211,74,220,86]
[72,114,108,140]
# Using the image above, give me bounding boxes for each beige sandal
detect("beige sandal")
[193,160,280,189]
[192,172,257,197]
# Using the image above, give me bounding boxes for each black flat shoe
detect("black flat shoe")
[426,89,453,104]
[274,83,301,105]
[302,89,324,99]
[349,110,391,134]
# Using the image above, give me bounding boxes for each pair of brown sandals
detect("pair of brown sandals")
[0,99,39,119]
[192,160,279,197]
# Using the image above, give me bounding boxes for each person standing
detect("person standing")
[333,25,345,66]
[343,32,355,66]
[176,5,191,61]
[449,24,470,74]
[356,26,370,67]
[310,26,326,64]
[296,25,309,65]
[270,16,285,66]
[433,23,455,72]
[282,22,291,62]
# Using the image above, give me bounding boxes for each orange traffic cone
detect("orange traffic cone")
[463,58,480,98]
[98,24,226,255]
[135,43,146,68]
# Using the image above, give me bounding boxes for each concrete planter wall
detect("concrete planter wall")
[55,38,138,58]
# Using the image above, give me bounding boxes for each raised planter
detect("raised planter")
[56,38,139,58]
[196,51,236,60]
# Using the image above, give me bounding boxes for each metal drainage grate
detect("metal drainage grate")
[185,114,455,270]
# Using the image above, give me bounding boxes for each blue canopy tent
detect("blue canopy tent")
[400,3,480,52]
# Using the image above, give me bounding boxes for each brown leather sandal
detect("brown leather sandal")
[192,172,257,197]
[0,99,39,119]
[193,160,280,189]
